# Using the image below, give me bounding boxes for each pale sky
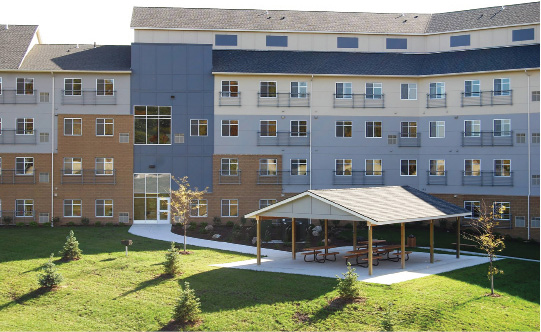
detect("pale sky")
[0,0,534,45]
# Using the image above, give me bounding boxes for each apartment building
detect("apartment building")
[0,25,133,225]
[129,3,540,240]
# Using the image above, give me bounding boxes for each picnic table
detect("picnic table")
[344,244,412,266]
[301,245,338,263]
[356,239,386,249]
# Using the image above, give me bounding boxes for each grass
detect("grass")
[0,226,539,331]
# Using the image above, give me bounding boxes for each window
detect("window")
[335,159,352,176]
[335,83,352,99]
[16,118,34,135]
[95,199,113,217]
[96,79,114,96]
[532,91,540,101]
[190,119,208,137]
[532,133,540,144]
[221,81,239,97]
[215,34,237,46]
[119,133,129,143]
[388,135,397,144]
[429,82,445,99]
[260,82,277,98]
[429,160,445,176]
[493,202,510,220]
[400,83,417,100]
[494,159,511,177]
[516,133,526,143]
[512,28,534,42]
[260,120,277,137]
[337,37,358,48]
[366,83,382,99]
[96,118,114,136]
[221,120,238,137]
[16,78,33,95]
[464,120,481,137]
[493,119,511,137]
[259,199,277,209]
[64,78,82,96]
[464,201,480,219]
[450,34,470,47]
[15,157,33,175]
[63,157,82,175]
[386,38,407,49]
[291,159,307,176]
[290,120,307,137]
[400,121,417,138]
[266,35,288,47]
[365,159,382,176]
[259,159,277,176]
[493,78,510,96]
[429,121,445,138]
[532,175,540,186]
[64,199,82,217]
[464,80,480,97]
[365,121,382,138]
[134,106,172,144]
[190,199,208,217]
[40,133,49,143]
[515,216,526,228]
[15,199,33,217]
[95,158,114,175]
[40,92,49,102]
[532,217,540,228]
[400,160,417,176]
[290,82,307,98]
[221,199,238,217]
[221,158,239,176]
[336,121,352,138]
[64,118,82,136]
[464,159,481,176]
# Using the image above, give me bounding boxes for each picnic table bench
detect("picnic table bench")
[302,245,338,263]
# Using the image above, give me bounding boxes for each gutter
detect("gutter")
[50,72,55,227]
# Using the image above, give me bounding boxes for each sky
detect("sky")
[0,0,534,45]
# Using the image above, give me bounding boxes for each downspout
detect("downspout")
[50,72,55,227]
[309,74,313,191]
[525,69,531,240]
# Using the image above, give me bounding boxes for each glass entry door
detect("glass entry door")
[158,197,170,224]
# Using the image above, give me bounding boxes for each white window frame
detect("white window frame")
[64,78,82,96]
[493,78,510,96]
[64,199,82,218]
[429,82,445,99]
[493,202,510,220]
[400,121,417,138]
[96,118,114,136]
[15,157,34,175]
[494,159,511,177]
[400,159,417,176]
[429,121,445,138]
[290,120,307,137]
[15,199,33,217]
[95,199,114,217]
[16,118,34,135]
[335,82,352,99]
[515,216,526,228]
[190,199,208,217]
[464,120,481,137]
[220,158,239,176]
[365,121,382,138]
[335,159,352,176]
[336,121,352,138]
[259,159,278,176]
[221,80,239,98]
[63,157,82,176]
[493,119,511,137]
[221,199,238,217]
[96,79,114,96]
[429,159,445,176]
[95,157,114,176]
[365,159,382,176]
[463,201,480,219]
[221,120,239,137]
[190,119,208,137]
[16,78,34,95]
[260,120,277,137]
[0,77,2,95]
[464,159,481,176]
[366,83,383,100]
[532,217,540,228]
[464,80,480,97]
[133,106,172,145]
[400,83,417,100]
[64,118,82,136]
[291,159,308,176]
[290,82,307,98]
[533,133,540,144]
[259,199,277,209]
[260,81,277,98]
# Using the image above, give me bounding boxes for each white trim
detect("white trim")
[221,119,239,137]
[364,121,382,138]
[400,83,417,100]
[399,159,417,176]
[259,119,277,137]
[259,81,277,98]
[429,120,445,138]
[493,158,512,177]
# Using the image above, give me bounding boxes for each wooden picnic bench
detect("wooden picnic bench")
[389,251,412,262]
[302,246,338,263]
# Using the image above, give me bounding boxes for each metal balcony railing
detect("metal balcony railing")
[426,171,447,185]
[463,216,513,229]
[218,91,241,106]
[333,93,385,108]
[257,131,310,146]
[398,132,421,147]
[218,170,241,184]
[461,90,512,107]
[461,131,513,146]
[256,170,282,185]
[61,90,117,105]
[0,170,37,184]
[257,92,310,107]
[255,170,310,185]
[0,90,38,104]
[462,171,513,186]
[426,93,447,108]
[60,169,116,184]
[0,130,39,144]
[332,171,384,186]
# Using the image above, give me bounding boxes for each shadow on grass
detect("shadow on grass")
[0,288,51,311]
[115,274,173,299]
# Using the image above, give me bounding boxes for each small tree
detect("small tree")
[169,176,208,253]
[173,281,202,323]
[59,230,83,261]
[163,242,182,276]
[335,262,362,300]
[463,202,506,296]
[38,253,63,288]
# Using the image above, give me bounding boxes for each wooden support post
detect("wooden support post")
[292,218,296,260]
[456,217,461,259]
[368,224,373,276]
[401,222,405,269]
[256,216,261,265]
[430,219,434,264]
[324,219,328,247]
[352,221,357,251]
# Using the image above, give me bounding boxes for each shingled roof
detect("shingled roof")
[19,44,131,71]
[131,2,539,34]
[0,25,38,69]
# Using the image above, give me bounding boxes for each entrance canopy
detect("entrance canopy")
[245,186,471,225]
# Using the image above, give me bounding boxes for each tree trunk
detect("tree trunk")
[184,223,187,253]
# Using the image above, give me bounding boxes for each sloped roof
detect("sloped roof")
[131,2,539,34]
[213,44,540,76]
[0,24,38,69]
[18,44,131,71]
[245,186,471,224]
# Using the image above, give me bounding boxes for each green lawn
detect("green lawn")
[0,226,539,331]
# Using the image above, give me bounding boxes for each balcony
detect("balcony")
[333,94,385,108]
[61,90,117,105]
[461,90,512,107]
[257,131,310,146]
[0,130,38,144]
[398,133,421,147]
[218,170,241,184]
[332,171,385,186]
[60,169,116,184]
[426,171,447,185]
[462,171,514,186]
[257,92,310,107]
[461,131,513,146]
[426,93,447,108]
[0,90,38,104]
[0,170,37,184]
[218,92,241,106]
[256,170,311,185]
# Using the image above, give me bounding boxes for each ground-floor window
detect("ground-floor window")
[96,199,113,217]
[221,199,238,217]
[190,199,208,217]
[15,199,33,217]
[64,199,82,217]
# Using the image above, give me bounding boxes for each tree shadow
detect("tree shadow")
[0,287,51,311]
[115,274,172,299]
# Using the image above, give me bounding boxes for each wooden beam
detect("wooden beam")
[401,222,405,269]
[292,218,296,260]
[352,221,357,251]
[256,216,261,265]
[368,224,373,276]
[324,219,328,247]
[456,217,461,259]
[430,219,434,264]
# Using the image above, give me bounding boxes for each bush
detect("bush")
[81,217,90,226]
[106,222,114,227]
[94,221,102,227]
[16,222,25,227]
[66,222,76,226]
[52,217,60,225]
[29,221,39,227]
[2,216,12,225]
[250,218,257,226]
[42,222,51,227]
[163,242,182,276]
[213,216,221,227]
[38,254,63,288]
[240,217,247,226]
[226,221,235,227]
[59,230,83,261]
[335,263,362,300]
[332,220,340,227]
[173,282,201,323]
